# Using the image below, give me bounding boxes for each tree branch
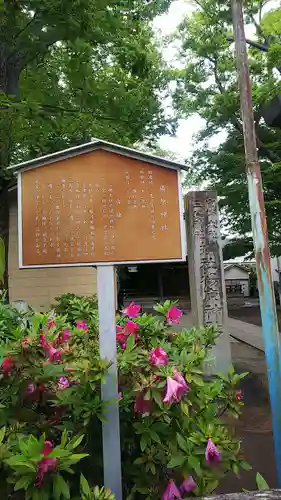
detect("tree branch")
[13,12,38,41]
[25,102,131,124]
[226,36,268,52]
[211,59,281,164]
[249,13,263,38]
[191,0,205,10]
[258,1,263,23]
[231,115,281,163]
[19,40,57,69]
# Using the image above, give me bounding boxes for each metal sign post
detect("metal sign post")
[231,0,281,486]
[97,265,122,500]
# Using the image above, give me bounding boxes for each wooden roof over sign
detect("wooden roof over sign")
[9,138,188,173]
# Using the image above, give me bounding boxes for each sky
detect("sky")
[153,0,278,161]
[154,0,203,161]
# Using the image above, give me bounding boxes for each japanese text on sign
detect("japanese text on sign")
[20,150,184,266]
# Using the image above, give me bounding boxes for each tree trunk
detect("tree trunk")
[0,52,21,298]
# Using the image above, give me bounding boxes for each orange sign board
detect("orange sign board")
[18,150,185,267]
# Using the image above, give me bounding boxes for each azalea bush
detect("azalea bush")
[0,292,25,344]
[53,293,98,332]
[0,296,250,500]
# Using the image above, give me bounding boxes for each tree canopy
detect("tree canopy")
[1,0,174,168]
[172,0,281,257]
[0,0,176,290]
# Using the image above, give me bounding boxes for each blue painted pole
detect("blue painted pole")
[231,0,281,487]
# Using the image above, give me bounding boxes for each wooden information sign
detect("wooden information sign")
[18,149,185,268]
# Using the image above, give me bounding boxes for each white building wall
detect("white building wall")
[224,267,250,297]
[271,257,280,283]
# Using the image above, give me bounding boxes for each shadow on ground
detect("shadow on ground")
[218,342,276,493]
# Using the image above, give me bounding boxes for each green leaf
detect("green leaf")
[80,474,91,497]
[53,474,70,500]
[188,455,201,476]
[240,460,252,471]
[204,479,219,494]
[19,439,29,456]
[150,431,161,444]
[14,476,32,491]
[229,365,235,377]
[53,475,63,500]
[180,401,189,416]
[66,434,84,450]
[232,463,240,476]
[125,334,135,352]
[32,489,42,500]
[42,364,66,379]
[61,430,68,448]
[26,435,43,457]
[217,372,229,382]
[256,472,269,490]
[167,455,186,468]
[191,375,204,387]
[152,389,163,407]
[140,435,149,452]
[0,427,5,444]
[62,453,89,465]
[5,456,36,471]
[176,433,188,453]
[49,448,71,459]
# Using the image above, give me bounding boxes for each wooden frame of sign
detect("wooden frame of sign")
[16,142,186,269]
[12,140,187,500]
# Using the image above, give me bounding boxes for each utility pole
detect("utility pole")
[231,0,281,486]
[277,257,281,307]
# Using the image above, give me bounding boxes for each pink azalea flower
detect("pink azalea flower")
[163,372,189,404]
[205,438,221,465]
[54,329,71,347]
[116,321,139,348]
[162,480,182,500]
[125,320,139,335]
[134,392,152,415]
[75,320,88,332]
[27,383,36,394]
[236,390,243,401]
[58,376,70,390]
[180,476,196,494]
[173,370,190,399]
[149,347,168,366]
[166,306,182,325]
[47,346,61,363]
[122,302,141,318]
[124,320,139,342]
[118,392,122,401]
[116,333,126,349]
[1,356,14,377]
[46,315,56,329]
[60,329,71,343]
[42,440,53,456]
[36,457,57,486]
[40,334,49,349]
[38,384,45,394]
